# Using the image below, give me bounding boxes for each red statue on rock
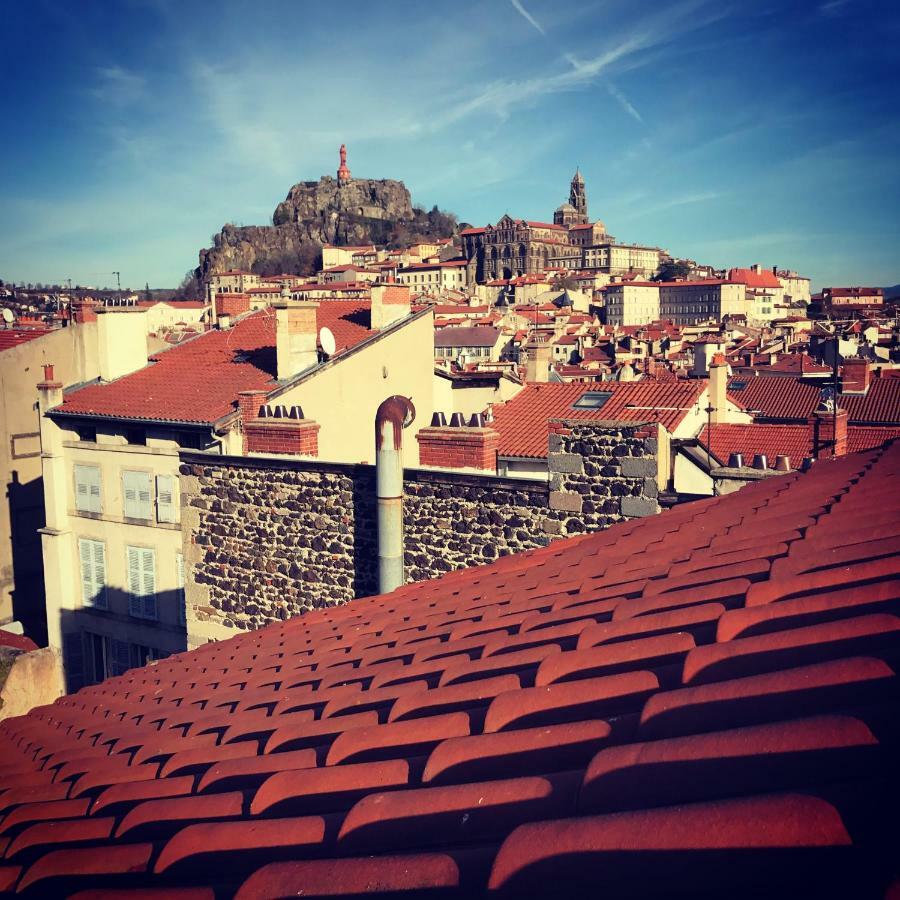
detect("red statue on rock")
[337,144,351,183]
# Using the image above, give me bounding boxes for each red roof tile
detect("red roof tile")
[0,328,53,353]
[492,381,706,457]
[53,305,376,424]
[699,423,900,464]
[2,442,899,897]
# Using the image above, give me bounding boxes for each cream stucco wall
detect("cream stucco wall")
[0,323,100,632]
[43,431,189,668]
[268,311,436,467]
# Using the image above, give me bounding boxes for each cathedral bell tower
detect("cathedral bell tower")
[569,168,587,224]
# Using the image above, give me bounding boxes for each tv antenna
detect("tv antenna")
[112,271,121,293]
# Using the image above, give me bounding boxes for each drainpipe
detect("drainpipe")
[375,395,416,594]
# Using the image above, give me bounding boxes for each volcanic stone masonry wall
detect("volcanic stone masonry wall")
[179,420,660,643]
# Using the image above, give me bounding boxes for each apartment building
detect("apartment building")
[38,287,435,687]
[397,260,468,292]
[583,243,662,278]
[658,280,749,325]
[604,282,660,325]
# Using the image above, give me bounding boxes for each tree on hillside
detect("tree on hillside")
[653,260,692,282]
[551,273,579,291]
[173,269,204,300]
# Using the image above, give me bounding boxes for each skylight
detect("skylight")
[573,391,613,409]
[730,380,747,391]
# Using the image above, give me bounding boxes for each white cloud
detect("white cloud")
[510,0,546,35]
[91,65,146,106]
[606,81,643,123]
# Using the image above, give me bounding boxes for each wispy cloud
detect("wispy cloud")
[510,0,545,35]
[91,65,146,106]
[606,81,643,123]
[818,0,851,16]
[622,191,721,219]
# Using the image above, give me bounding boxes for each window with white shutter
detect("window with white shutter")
[176,552,186,625]
[156,474,177,523]
[78,538,107,609]
[107,637,132,676]
[126,545,157,619]
[74,465,101,514]
[122,470,152,520]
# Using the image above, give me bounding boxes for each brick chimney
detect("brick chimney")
[371,283,411,330]
[416,414,499,471]
[525,339,552,383]
[216,293,250,321]
[240,393,319,456]
[71,298,97,324]
[841,357,870,394]
[274,300,319,380]
[708,352,729,424]
[810,405,848,458]
[96,307,148,382]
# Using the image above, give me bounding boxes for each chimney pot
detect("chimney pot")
[752,453,768,470]
[774,454,791,472]
[449,412,465,427]
[727,452,743,468]
[42,364,54,382]
[430,411,447,427]
[469,412,485,427]
[800,457,815,472]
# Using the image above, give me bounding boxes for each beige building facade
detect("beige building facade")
[659,281,749,325]
[38,296,438,681]
[605,283,661,326]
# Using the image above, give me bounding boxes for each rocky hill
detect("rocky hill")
[197,173,458,281]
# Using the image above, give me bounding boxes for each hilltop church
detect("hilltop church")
[460,169,610,282]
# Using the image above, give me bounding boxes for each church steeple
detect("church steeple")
[569,168,587,223]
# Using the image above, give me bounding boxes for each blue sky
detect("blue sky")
[2,0,898,290]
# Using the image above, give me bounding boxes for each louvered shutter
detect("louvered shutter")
[127,546,144,616]
[74,465,101,513]
[123,470,152,519]
[156,474,177,523]
[141,548,157,619]
[78,538,106,608]
[62,632,85,692]
[108,637,131,676]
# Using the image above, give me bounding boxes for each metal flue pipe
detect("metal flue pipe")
[375,395,416,594]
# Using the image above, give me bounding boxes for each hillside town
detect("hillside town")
[1,146,898,898]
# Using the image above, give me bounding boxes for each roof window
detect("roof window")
[572,391,613,409]
[730,380,747,391]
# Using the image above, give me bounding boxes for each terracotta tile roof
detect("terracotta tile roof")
[727,267,782,289]
[0,328,53,353]
[2,443,899,896]
[434,326,501,349]
[492,381,706,458]
[698,423,900,464]
[729,376,900,426]
[764,354,832,375]
[54,305,376,424]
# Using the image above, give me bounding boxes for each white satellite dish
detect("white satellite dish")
[1,308,13,325]
[318,326,336,357]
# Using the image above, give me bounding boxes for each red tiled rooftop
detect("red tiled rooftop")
[492,380,706,458]
[729,375,900,425]
[2,443,898,897]
[0,328,53,353]
[727,267,782,289]
[54,305,376,424]
[698,422,900,465]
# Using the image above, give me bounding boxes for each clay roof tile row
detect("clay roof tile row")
[1,442,899,897]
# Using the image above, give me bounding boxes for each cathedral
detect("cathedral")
[553,169,589,227]
[460,169,606,283]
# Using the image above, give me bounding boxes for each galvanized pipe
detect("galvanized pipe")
[375,395,416,594]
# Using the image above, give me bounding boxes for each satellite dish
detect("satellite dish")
[318,326,336,357]
[1,308,13,324]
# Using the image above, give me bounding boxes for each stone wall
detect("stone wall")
[179,420,661,645]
